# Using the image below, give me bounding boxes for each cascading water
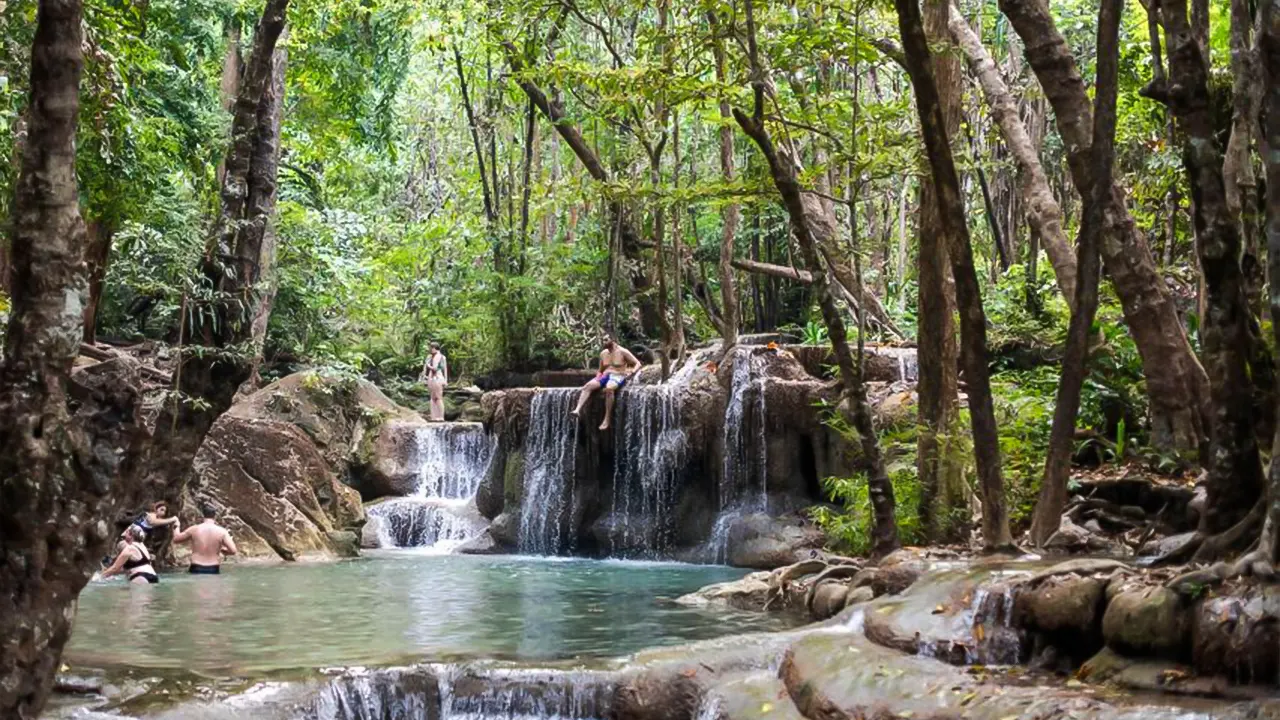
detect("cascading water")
[606,384,686,556]
[313,665,614,720]
[368,423,495,550]
[518,389,581,555]
[707,347,769,563]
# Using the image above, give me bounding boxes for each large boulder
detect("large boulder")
[1101,583,1189,659]
[184,370,425,562]
[726,513,826,570]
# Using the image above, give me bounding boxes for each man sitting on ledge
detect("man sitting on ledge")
[570,333,642,431]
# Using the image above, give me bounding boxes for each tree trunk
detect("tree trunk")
[199,0,290,349]
[238,41,288,393]
[948,8,1077,303]
[0,2,146,714]
[735,0,899,558]
[914,0,965,543]
[898,0,1014,551]
[1255,0,1280,561]
[1000,0,1209,458]
[503,44,660,339]
[1160,0,1266,539]
[1029,0,1120,546]
[81,219,114,343]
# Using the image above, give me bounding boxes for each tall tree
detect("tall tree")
[1156,0,1265,553]
[734,0,900,557]
[914,0,964,542]
[1029,0,1121,545]
[1254,0,1280,565]
[710,9,741,349]
[0,1,146,713]
[896,0,1014,551]
[1000,0,1209,457]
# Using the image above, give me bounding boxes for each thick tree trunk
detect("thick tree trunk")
[503,44,661,339]
[199,0,290,348]
[0,2,146,715]
[1029,0,1120,546]
[897,0,1014,551]
[915,0,965,543]
[1160,0,1266,539]
[1000,0,1209,457]
[81,219,113,343]
[238,42,288,394]
[948,8,1077,303]
[1256,0,1280,561]
[735,0,899,558]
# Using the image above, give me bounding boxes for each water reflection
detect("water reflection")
[68,553,796,673]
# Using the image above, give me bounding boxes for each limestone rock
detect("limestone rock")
[1102,585,1188,658]
[489,512,520,549]
[455,530,501,555]
[1018,574,1106,635]
[809,582,849,620]
[725,513,826,570]
[675,572,772,611]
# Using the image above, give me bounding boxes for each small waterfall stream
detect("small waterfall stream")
[708,347,769,563]
[606,384,686,557]
[368,423,495,550]
[518,389,581,555]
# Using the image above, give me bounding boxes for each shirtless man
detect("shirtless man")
[570,334,642,430]
[174,504,237,574]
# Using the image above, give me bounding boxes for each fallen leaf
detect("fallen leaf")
[761,702,774,712]
[974,625,986,642]
[680,668,698,678]
[933,604,946,614]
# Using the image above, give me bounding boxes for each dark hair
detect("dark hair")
[200,504,218,519]
[430,341,440,350]
[151,500,167,511]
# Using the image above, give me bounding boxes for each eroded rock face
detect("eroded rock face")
[184,370,425,562]
[726,514,827,570]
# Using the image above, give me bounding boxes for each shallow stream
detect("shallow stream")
[66,552,797,674]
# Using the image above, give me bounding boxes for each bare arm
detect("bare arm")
[441,357,449,384]
[149,512,179,527]
[173,526,193,543]
[221,531,238,556]
[100,547,133,578]
[622,348,642,374]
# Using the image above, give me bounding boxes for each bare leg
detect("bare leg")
[429,380,444,421]
[572,380,600,416]
[600,388,616,430]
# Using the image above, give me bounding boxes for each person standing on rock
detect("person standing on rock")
[570,333,642,431]
[174,504,238,574]
[420,342,448,421]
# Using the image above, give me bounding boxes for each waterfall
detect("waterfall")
[367,423,495,550]
[707,348,769,563]
[518,389,581,555]
[719,348,768,512]
[439,667,614,720]
[313,665,614,720]
[606,384,686,557]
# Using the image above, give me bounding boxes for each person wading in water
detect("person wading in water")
[570,334,642,431]
[101,525,160,585]
[174,504,238,574]
[420,342,448,422]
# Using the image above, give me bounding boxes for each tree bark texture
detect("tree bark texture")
[1256,0,1280,561]
[1029,0,1120,546]
[239,42,288,393]
[504,44,661,339]
[735,0,899,558]
[1161,0,1266,536]
[200,0,290,348]
[80,219,113,343]
[897,0,1014,551]
[948,8,1077,303]
[1000,0,1209,458]
[915,0,964,544]
[0,2,147,715]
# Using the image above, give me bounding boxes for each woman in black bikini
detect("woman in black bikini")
[101,525,159,585]
[419,342,448,421]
